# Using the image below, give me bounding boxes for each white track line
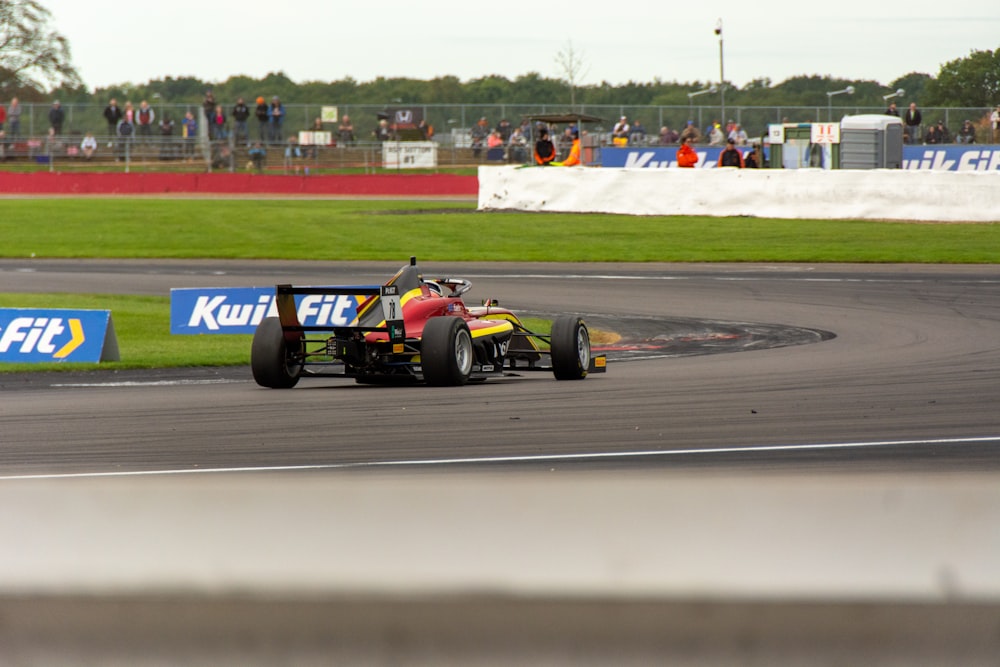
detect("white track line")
[2,436,999,481]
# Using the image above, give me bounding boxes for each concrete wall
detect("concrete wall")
[478,166,1000,222]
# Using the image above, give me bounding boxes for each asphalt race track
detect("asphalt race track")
[3,259,1000,665]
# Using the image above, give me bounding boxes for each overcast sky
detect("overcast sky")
[42,0,1000,95]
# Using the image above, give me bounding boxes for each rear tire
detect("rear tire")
[422,317,473,386]
[550,315,591,380]
[251,316,303,388]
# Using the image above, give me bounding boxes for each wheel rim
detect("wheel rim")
[577,326,591,369]
[455,330,473,376]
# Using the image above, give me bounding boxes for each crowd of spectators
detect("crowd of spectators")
[2,94,1000,165]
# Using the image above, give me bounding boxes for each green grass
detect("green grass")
[1,199,998,263]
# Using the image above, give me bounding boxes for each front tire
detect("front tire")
[251,316,303,388]
[421,317,473,386]
[550,315,591,380]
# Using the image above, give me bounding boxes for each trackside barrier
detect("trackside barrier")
[602,145,1000,171]
[170,288,373,335]
[0,309,119,363]
[477,165,1000,223]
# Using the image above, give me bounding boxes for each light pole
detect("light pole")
[882,88,905,102]
[687,85,718,126]
[715,19,725,128]
[826,86,855,122]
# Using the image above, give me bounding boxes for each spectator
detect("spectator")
[254,96,269,142]
[533,126,556,165]
[658,125,678,145]
[629,119,647,145]
[337,114,355,145]
[744,143,763,168]
[496,118,513,142]
[103,98,122,141]
[470,117,489,158]
[232,97,250,145]
[957,119,976,144]
[728,123,748,146]
[676,135,698,168]
[136,100,155,139]
[418,118,433,140]
[248,141,266,171]
[508,126,528,163]
[268,96,285,144]
[202,90,216,122]
[0,130,5,160]
[518,117,532,143]
[283,137,302,173]
[718,138,745,167]
[80,131,97,160]
[48,100,65,135]
[0,102,5,132]
[159,114,175,159]
[306,117,324,158]
[211,142,232,170]
[7,97,22,139]
[487,129,504,149]
[181,111,197,159]
[679,120,701,144]
[903,102,922,144]
[612,116,630,146]
[373,118,391,142]
[553,129,581,166]
[992,105,1000,144]
[707,121,725,146]
[885,102,900,117]
[925,119,950,144]
[116,113,134,160]
[209,104,227,140]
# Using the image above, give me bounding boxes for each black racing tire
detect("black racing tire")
[251,316,303,388]
[421,317,474,386]
[550,315,591,380]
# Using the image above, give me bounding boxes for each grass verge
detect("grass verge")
[1,199,998,263]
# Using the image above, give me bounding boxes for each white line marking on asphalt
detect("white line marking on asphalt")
[466,273,1000,285]
[2,436,999,481]
[50,379,245,388]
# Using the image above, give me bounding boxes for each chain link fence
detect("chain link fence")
[2,102,996,172]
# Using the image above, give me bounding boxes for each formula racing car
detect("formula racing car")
[251,257,606,387]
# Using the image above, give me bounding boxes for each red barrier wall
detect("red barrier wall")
[0,172,478,196]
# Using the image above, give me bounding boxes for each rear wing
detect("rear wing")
[274,284,406,345]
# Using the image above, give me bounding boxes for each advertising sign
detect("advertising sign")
[382,141,438,169]
[602,147,725,169]
[320,106,338,123]
[170,287,372,335]
[902,146,1000,171]
[0,309,119,363]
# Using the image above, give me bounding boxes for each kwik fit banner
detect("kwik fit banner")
[170,287,372,335]
[0,309,119,363]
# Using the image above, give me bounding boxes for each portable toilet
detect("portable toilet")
[839,115,903,169]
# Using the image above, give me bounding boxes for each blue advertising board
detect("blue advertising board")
[171,287,373,335]
[902,145,1000,171]
[603,145,1000,171]
[0,309,119,363]
[602,146,725,169]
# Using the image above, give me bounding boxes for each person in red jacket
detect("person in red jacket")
[676,135,698,168]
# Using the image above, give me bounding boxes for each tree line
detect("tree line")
[1,2,997,111]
